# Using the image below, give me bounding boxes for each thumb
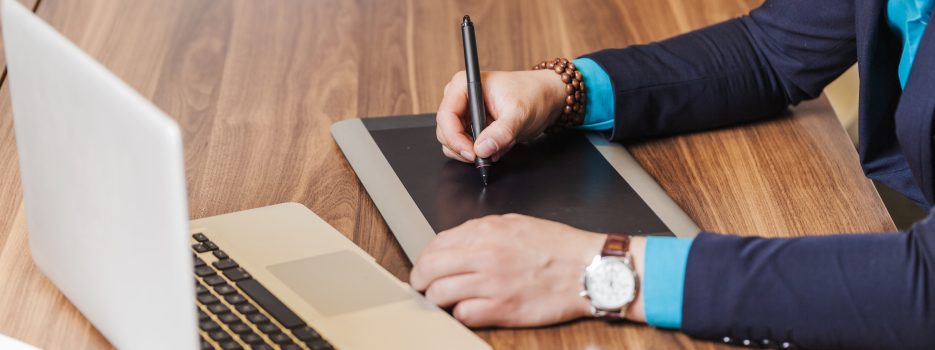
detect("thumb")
[474,119,517,158]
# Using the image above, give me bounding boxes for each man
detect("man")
[412,0,935,348]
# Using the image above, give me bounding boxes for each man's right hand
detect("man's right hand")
[436,69,567,163]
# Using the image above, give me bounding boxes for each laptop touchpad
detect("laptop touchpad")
[267,251,411,317]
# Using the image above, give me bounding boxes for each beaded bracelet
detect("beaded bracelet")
[532,57,586,133]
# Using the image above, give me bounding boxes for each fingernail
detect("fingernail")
[477,139,498,157]
[460,150,475,161]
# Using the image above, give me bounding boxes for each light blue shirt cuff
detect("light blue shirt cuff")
[643,236,693,329]
[572,58,614,131]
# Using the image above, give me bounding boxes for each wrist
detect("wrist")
[532,69,569,127]
[575,234,647,323]
[626,236,646,323]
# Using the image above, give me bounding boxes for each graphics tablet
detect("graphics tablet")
[332,114,699,262]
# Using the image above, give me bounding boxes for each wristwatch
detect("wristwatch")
[581,235,638,319]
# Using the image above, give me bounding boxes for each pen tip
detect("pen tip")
[462,15,471,25]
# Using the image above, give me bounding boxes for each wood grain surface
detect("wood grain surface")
[0,0,895,349]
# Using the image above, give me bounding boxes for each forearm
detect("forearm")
[579,0,856,141]
[682,217,935,348]
[581,19,789,141]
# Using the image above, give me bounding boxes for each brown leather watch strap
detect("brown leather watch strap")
[601,235,631,257]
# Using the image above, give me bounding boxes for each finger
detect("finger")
[436,74,476,160]
[410,247,484,291]
[442,145,472,163]
[428,216,496,251]
[437,109,476,161]
[452,298,504,328]
[423,273,489,308]
[474,119,518,158]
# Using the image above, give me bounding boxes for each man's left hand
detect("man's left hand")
[409,214,609,327]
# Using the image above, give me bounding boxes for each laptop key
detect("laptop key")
[223,268,250,281]
[252,345,274,350]
[207,303,230,315]
[218,341,242,350]
[256,322,279,335]
[199,320,221,332]
[194,256,206,267]
[235,303,258,315]
[269,332,293,345]
[193,243,211,253]
[246,312,270,325]
[282,344,302,350]
[208,330,232,342]
[224,294,247,305]
[239,331,264,344]
[237,278,305,328]
[200,337,214,350]
[228,322,252,335]
[291,326,321,341]
[198,310,210,321]
[193,233,209,242]
[213,259,238,270]
[307,339,334,350]
[196,283,209,294]
[203,275,226,286]
[217,312,239,325]
[203,241,219,251]
[194,266,217,277]
[214,284,236,295]
[213,250,229,259]
[197,293,219,305]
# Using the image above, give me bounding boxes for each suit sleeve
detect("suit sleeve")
[682,208,935,349]
[579,0,856,141]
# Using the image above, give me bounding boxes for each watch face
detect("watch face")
[585,258,636,310]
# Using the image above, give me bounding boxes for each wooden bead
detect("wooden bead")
[564,105,573,114]
[566,95,575,106]
[568,62,576,70]
[553,65,564,74]
[574,91,580,100]
[565,83,574,94]
[561,73,571,83]
[579,82,586,92]
[575,71,582,80]
[565,66,574,75]
[560,58,569,65]
[547,62,555,69]
[572,79,580,88]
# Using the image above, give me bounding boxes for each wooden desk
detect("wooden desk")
[0,0,895,349]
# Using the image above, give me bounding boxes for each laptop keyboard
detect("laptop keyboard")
[192,233,335,350]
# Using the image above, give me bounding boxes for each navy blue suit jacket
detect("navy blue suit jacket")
[582,0,935,348]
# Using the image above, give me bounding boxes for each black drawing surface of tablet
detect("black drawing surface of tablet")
[363,115,672,236]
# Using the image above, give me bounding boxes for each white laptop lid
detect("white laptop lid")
[2,1,197,349]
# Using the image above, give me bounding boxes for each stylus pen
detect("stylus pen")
[461,15,492,186]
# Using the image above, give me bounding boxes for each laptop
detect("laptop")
[1,1,489,349]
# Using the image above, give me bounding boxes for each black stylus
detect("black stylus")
[461,15,492,186]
